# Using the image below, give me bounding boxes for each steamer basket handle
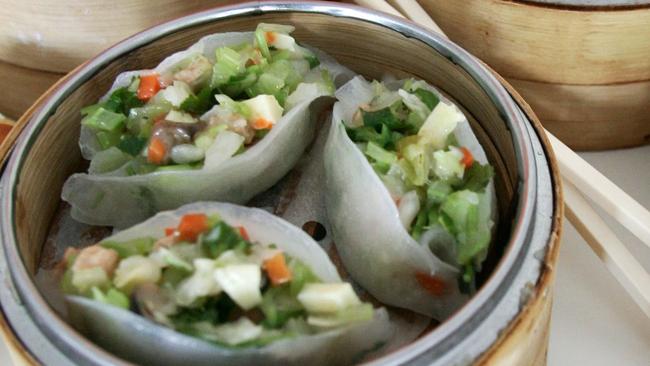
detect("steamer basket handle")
[356,0,650,319]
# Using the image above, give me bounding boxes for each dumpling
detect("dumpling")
[323,76,497,319]
[62,202,391,366]
[62,23,353,228]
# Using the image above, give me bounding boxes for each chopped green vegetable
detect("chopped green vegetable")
[104,86,144,115]
[456,162,494,192]
[427,180,452,204]
[261,285,305,329]
[200,221,251,258]
[117,135,148,156]
[91,286,130,309]
[413,88,439,110]
[365,141,397,166]
[82,107,127,132]
[440,190,491,265]
[180,86,217,114]
[95,130,122,150]
[100,237,155,258]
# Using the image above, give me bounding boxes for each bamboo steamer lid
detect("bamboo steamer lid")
[420,0,650,150]
[0,0,241,73]
[0,61,62,119]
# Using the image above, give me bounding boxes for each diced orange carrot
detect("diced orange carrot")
[177,213,208,242]
[238,226,250,241]
[0,122,12,145]
[263,252,292,286]
[252,118,273,130]
[415,272,446,297]
[147,137,167,165]
[265,31,276,44]
[164,227,176,237]
[137,73,161,101]
[460,147,474,168]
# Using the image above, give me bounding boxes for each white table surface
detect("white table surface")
[0,145,647,365]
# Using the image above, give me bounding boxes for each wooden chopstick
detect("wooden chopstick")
[564,180,650,318]
[387,0,446,35]
[353,0,405,18]
[549,133,650,249]
[356,0,650,318]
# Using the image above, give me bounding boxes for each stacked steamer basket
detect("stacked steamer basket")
[0,0,240,119]
[0,2,562,365]
[419,0,650,150]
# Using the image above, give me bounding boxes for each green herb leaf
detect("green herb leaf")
[200,221,251,258]
[117,135,148,156]
[413,88,439,110]
[180,86,217,114]
[456,162,494,192]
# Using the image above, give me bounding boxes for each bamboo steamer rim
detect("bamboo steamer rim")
[0,3,562,364]
[0,74,563,366]
[518,0,650,10]
[477,70,563,364]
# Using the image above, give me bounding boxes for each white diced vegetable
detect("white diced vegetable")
[175,259,221,306]
[242,95,283,127]
[195,125,228,151]
[72,267,110,293]
[418,102,463,150]
[398,89,430,122]
[113,255,162,291]
[161,81,192,107]
[433,147,465,181]
[170,144,204,164]
[297,283,361,314]
[215,250,248,267]
[193,317,262,346]
[397,190,421,230]
[213,264,262,310]
[165,110,197,124]
[204,130,245,168]
[156,247,194,271]
[269,32,297,51]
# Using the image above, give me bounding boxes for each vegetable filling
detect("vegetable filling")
[81,23,334,175]
[343,79,495,285]
[61,213,373,347]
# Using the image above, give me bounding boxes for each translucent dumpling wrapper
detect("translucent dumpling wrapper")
[66,202,392,366]
[62,30,354,228]
[323,76,497,319]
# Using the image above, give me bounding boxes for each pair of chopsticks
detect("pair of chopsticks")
[355,0,650,318]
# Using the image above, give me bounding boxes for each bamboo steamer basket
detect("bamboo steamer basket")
[0,0,241,120]
[0,0,243,73]
[0,61,63,119]
[0,2,562,365]
[419,0,650,150]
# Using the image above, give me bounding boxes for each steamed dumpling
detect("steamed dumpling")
[62,23,353,228]
[62,202,391,366]
[323,76,497,319]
